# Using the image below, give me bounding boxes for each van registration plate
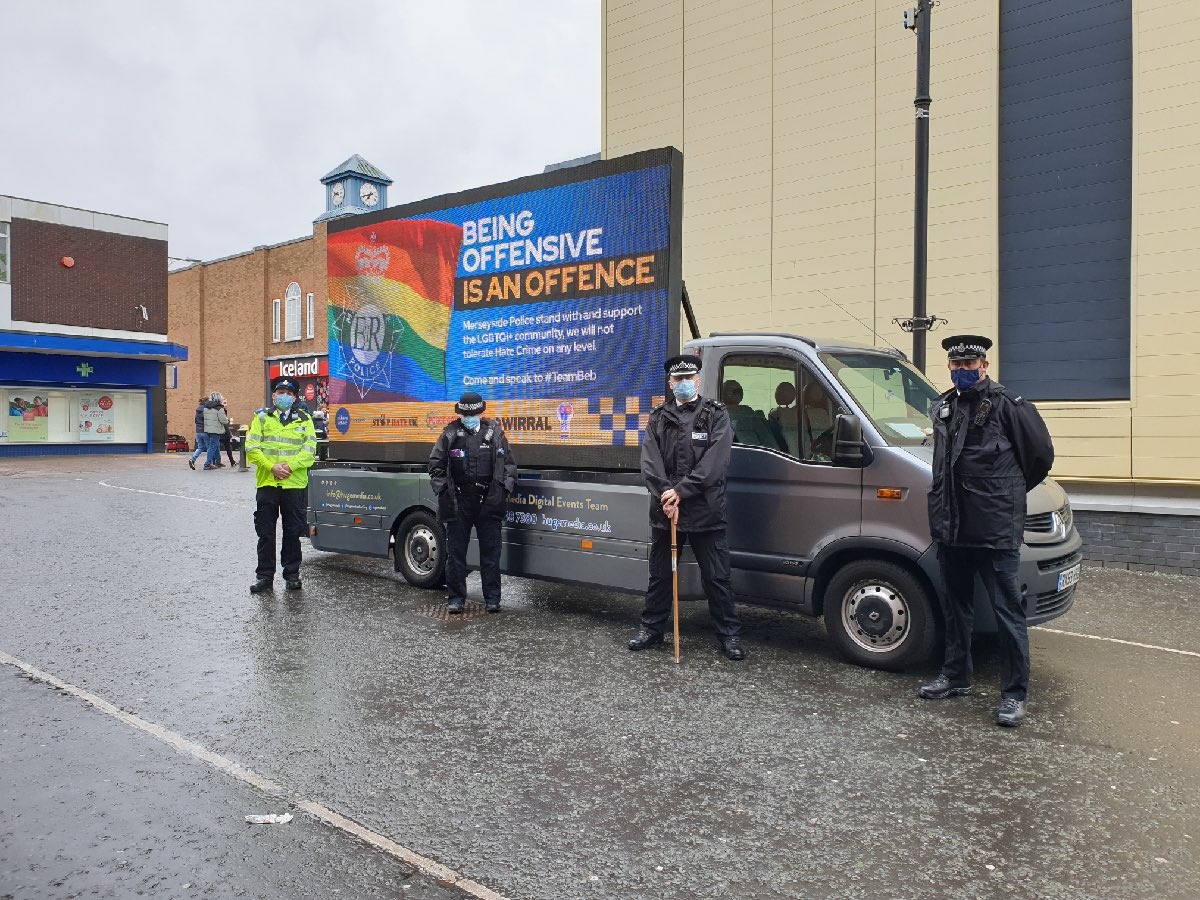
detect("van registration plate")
[1057,564,1081,592]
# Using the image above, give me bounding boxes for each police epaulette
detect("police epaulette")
[255,407,270,415]
[704,398,725,410]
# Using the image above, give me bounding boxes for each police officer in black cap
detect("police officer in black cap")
[427,391,517,614]
[629,354,745,660]
[919,335,1055,727]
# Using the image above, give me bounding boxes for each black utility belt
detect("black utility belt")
[454,483,492,495]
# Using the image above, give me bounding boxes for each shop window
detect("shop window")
[306,292,315,339]
[272,299,281,343]
[0,222,9,283]
[285,282,302,341]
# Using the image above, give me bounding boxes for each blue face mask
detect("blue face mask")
[461,415,481,431]
[672,379,697,401]
[950,367,982,391]
[274,393,295,410]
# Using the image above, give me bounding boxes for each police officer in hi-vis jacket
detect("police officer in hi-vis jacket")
[247,377,318,594]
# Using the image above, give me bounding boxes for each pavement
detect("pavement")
[0,454,1197,899]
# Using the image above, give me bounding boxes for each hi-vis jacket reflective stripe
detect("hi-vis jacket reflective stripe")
[245,407,317,489]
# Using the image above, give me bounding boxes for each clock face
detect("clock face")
[360,182,379,207]
[331,182,345,206]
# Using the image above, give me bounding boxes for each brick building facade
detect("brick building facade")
[167,155,391,439]
[0,196,186,456]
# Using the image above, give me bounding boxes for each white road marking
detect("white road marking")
[0,649,509,900]
[97,480,246,507]
[1032,626,1200,659]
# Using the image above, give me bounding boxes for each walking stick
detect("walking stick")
[671,517,681,664]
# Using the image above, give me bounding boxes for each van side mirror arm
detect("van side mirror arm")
[831,413,872,468]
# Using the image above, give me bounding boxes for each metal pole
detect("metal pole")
[238,425,249,472]
[912,0,933,372]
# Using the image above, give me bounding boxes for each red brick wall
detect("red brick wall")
[165,224,329,438]
[11,219,167,332]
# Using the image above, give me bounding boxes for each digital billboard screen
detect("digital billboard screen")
[326,148,682,469]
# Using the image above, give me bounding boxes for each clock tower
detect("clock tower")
[315,154,393,223]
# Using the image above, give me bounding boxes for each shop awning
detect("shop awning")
[0,331,188,362]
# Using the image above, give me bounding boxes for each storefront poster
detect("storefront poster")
[78,394,116,441]
[8,394,49,442]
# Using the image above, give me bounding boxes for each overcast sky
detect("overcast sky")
[1,1,600,263]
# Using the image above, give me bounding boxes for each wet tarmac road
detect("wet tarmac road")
[1,455,1197,899]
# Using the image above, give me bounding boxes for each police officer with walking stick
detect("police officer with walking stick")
[629,355,745,660]
[428,392,517,614]
[918,335,1055,727]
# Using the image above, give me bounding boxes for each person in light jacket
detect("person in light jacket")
[201,393,230,470]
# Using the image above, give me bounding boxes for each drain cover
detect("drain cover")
[413,600,490,621]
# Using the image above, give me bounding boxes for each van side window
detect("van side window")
[718,355,797,455]
[798,369,840,463]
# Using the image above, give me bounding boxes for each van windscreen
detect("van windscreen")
[818,352,941,447]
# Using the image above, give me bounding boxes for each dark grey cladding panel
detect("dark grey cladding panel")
[998,0,1132,402]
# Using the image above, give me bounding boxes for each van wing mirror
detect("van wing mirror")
[831,413,872,468]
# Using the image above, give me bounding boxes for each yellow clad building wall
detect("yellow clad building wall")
[603,0,1200,486]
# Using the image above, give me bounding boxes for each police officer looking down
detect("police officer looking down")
[247,377,318,594]
[428,392,517,614]
[629,355,745,660]
[918,335,1054,727]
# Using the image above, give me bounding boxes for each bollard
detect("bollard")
[238,425,249,472]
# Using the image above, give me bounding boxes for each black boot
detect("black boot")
[996,699,1026,727]
[485,599,501,613]
[628,629,664,651]
[917,674,972,699]
[250,577,272,594]
[719,636,746,661]
[447,598,465,615]
[285,577,302,591]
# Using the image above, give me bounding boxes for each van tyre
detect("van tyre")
[823,560,937,671]
[394,510,446,589]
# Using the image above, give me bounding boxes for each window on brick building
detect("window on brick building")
[272,298,281,343]
[285,282,301,342]
[0,222,9,283]
[306,292,315,339]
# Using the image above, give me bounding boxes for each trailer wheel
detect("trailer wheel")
[394,510,445,589]
[823,559,937,671]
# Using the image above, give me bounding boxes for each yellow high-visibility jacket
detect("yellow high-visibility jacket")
[245,407,317,489]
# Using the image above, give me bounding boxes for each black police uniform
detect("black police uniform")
[928,339,1054,702]
[638,383,742,644]
[428,416,517,609]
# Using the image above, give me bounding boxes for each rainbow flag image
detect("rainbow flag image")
[327,219,463,403]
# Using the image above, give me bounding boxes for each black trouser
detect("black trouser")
[938,544,1029,700]
[445,491,503,604]
[254,486,307,579]
[640,527,741,639]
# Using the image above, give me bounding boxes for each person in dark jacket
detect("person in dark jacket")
[188,398,207,470]
[918,334,1055,727]
[427,392,518,614]
[629,354,744,660]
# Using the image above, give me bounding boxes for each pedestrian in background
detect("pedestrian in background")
[220,400,237,467]
[629,354,745,661]
[918,334,1055,728]
[247,377,317,593]
[188,397,207,470]
[201,393,229,470]
[428,391,517,614]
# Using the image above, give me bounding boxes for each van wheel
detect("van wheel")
[394,510,445,589]
[823,560,937,671]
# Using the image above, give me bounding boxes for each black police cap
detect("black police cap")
[664,354,702,377]
[271,376,300,394]
[941,334,993,361]
[455,391,486,415]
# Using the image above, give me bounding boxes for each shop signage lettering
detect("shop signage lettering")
[270,357,328,379]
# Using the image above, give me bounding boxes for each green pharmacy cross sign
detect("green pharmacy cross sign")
[76,362,94,378]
